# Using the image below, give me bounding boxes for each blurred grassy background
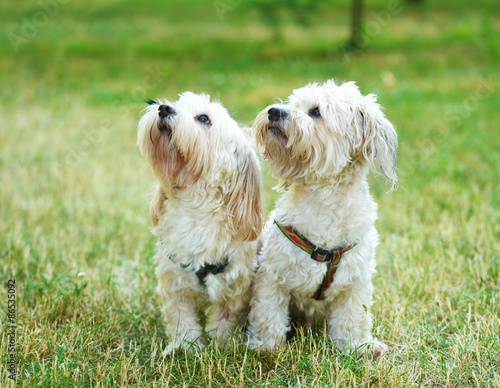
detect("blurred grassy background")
[1,0,499,386]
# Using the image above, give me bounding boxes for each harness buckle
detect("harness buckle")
[311,246,333,263]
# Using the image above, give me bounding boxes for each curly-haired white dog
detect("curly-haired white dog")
[137,92,264,353]
[246,80,397,357]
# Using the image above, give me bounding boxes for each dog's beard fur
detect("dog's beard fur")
[138,101,208,188]
[254,109,321,183]
[254,80,398,189]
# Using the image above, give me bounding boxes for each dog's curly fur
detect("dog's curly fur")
[246,80,398,357]
[137,92,265,353]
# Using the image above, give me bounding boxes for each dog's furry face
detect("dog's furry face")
[138,92,236,186]
[138,92,264,241]
[254,80,398,188]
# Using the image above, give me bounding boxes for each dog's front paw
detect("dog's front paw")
[333,338,388,359]
[246,334,284,352]
[356,338,388,358]
[162,342,179,356]
[207,329,233,350]
[163,338,205,356]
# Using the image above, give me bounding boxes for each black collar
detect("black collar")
[168,254,230,284]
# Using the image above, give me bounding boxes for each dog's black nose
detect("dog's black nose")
[158,104,175,118]
[268,107,287,122]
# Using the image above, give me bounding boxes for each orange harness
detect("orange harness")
[274,220,356,300]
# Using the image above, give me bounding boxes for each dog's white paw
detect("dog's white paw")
[207,330,232,350]
[162,338,205,356]
[162,342,178,356]
[333,338,388,359]
[246,334,284,352]
[356,338,388,358]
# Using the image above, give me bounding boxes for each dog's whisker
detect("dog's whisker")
[149,124,155,146]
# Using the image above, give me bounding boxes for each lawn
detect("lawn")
[1,0,499,386]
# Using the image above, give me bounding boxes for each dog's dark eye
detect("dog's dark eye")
[309,107,321,118]
[197,114,211,125]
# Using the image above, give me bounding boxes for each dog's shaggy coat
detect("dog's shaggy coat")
[246,80,397,357]
[138,92,264,353]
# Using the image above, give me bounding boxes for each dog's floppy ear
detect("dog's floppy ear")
[227,147,265,242]
[359,95,398,191]
[150,185,167,226]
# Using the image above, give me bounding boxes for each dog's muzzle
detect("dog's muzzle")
[155,104,176,136]
[267,107,288,140]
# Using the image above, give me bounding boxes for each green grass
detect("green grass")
[1,0,499,386]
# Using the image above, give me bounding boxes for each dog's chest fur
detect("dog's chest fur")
[275,178,377,249]
[262,177,380,313]
[154,187,236,268]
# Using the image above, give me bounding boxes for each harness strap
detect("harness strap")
[274,220,356,300]
[168,255,230,285]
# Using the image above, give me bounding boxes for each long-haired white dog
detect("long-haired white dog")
[247,80,397,357]
[137,92,264,353]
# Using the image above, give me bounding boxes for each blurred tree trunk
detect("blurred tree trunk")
[350,0,364,49]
